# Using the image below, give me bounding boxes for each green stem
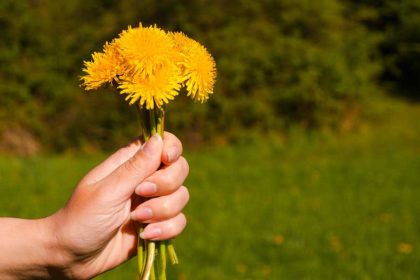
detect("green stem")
[166,240,179,265]
[141,241,156,280]
[157,241,167,280]
[137,105,176,280]
[149,109,157,135]
[151,255,156,280]
[137,227,145,276]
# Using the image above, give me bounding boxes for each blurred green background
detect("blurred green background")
[0,0,419,279]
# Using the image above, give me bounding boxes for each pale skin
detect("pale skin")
[0,132,190,279]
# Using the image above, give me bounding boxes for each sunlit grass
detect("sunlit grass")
[0,99,419,279]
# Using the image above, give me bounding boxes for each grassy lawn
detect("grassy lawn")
[0,99,419,279]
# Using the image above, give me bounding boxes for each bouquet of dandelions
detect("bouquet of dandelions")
[81,23,216,280]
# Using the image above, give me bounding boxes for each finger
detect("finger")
[139,213,187,240]
[131,186,189,222]
[162,131,183,165]
[135,156,189,197]
[80,137,142,185]
[100,134,163,199]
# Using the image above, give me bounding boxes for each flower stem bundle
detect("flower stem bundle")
[81,23,216,280]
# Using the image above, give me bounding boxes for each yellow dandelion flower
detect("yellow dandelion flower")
[119,63,182,110]
[81,41,123,90]
[170,32,192,63]
[172,32,217,102]
[117,24,175,79]
[82,24,217,109]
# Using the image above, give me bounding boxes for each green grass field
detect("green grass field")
[1,99,419,279]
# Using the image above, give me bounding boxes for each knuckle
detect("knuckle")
[123,157,140,174]
[177,213,187,230]
[176,138,183,154]
[165,214,187,238]
[160,199,173,217]
[166,132,183,154]
[166,220,178,235]
[179,156,189,175]
[180,186,190,203]
[159,172,174,189]
[123,151,147,175]
[153,156,189,193]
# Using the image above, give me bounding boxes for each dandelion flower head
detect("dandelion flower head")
[81,23,217,109]
[172,32,217,102]
[117,24,175,79]
[81,41,123,90]
[119,63,182,109]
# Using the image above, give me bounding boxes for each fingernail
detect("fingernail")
[137,182,157,196]
[142,134,162,156]
[140,227,162,239]
[132,207,153,221]
[167,147,179,163]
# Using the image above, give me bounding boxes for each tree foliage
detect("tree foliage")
[0,0,415,152]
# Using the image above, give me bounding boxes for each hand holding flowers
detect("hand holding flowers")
[0,133,188,279]
[50,133,189,279]
[81,23,216,279]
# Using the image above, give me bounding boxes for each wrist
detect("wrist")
[39,210,74,279]
[0,215,70,279]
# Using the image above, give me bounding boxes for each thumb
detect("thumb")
[100,134,163,199]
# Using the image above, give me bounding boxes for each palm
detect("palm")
[59,185,140,278]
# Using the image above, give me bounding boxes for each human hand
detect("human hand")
[47,132,189,279]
